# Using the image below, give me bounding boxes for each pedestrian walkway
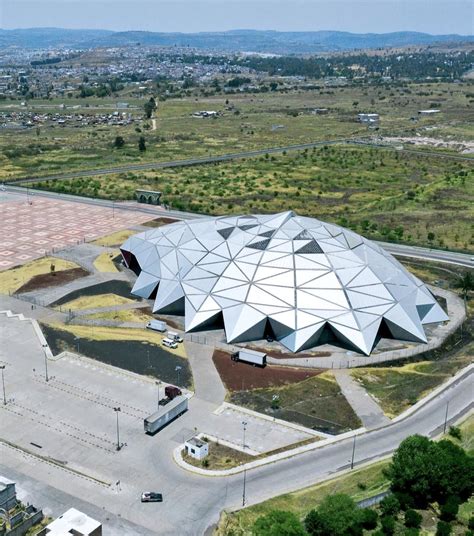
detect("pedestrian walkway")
[333,369,391,430]
[185,342,225,405]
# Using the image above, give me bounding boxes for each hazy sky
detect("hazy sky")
[1,0,473,35]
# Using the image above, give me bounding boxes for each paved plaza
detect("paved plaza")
[0,191,153,270]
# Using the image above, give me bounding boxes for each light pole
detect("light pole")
[350,435,356,470]
[175,365,182,386]
[443,400,450,434]
[156,380,161,410]
[114,407,122,451]
[74,337,80,354]
[242,421,247,450]
[242,467,247,507]
[42,343,49,382]
[0,365,6,405]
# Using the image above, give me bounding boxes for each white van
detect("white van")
[162,337,178,349]
[167,331,183,343]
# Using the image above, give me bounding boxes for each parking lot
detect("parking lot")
[0,311,313,532]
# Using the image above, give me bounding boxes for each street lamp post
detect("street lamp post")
[242,467,247,507]
[443,400,450,434]
[350,435,356,470]
[114,407,122,451]
[242,421,247,450]
[0,365,6,405]
[175,366,182,386]
[42,343,49,382]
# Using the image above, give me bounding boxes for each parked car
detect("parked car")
[141,492,163,503]
[162,337,178,349]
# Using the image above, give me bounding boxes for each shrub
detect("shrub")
[359,508,378,530]
[404,509,422,529]
[435,520,452,536]
[380,495,400,517]
[380,515,396,535]
[448,426,462,440]
[439,496,459,522]
[253,510,306,536]
[469,517,474,530]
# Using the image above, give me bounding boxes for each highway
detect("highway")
[5,138,473,186]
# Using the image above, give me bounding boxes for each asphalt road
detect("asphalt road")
[5,138,473,186]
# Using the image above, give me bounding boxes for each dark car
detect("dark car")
[141,492,163,503]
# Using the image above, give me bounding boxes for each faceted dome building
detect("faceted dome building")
[120,211,448,355]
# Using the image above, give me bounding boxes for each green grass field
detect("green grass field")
[2,81,472,182]
[229,373,362,435]
[31,143,474,250]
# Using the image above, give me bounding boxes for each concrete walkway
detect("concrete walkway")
[185,341,226,406]
[333,369,390,429]
[53,243,107,273]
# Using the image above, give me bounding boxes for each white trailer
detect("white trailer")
[144,395,188,434]
[231,349,266,367]
[146,319,166,332]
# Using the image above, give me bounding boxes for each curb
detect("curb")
[174,362,474,477]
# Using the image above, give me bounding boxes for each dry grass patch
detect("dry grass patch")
[84,308,152,323]
[59,292,135,311]
[93,250,120,273]
[92,229,135,247]
[0,257,79,294]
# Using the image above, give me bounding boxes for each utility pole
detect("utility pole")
[42,343,49,382]
[0,365,6,405]
[242,467,247,507]
[242,421,247,450]
[175,365,182,386]
[443,400,450,434]
[114,407,122,451]
[350,435,356,470]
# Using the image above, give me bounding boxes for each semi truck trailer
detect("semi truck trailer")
[144,395,188,434]
[231,348,267,367]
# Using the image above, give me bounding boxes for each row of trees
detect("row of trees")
[252,434,474,536]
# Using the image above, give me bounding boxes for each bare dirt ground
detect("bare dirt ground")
[142,217,179,228]
[15,267,90,294]
[212,349,322,391]
[382,135,474,153]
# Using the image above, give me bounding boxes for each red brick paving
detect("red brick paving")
[0,196,154,270]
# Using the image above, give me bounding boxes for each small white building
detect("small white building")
[418,109,441,115]
[184,437,209,460]
[45,508,102,536]
[358,113,380,124]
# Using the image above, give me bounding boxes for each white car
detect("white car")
[162,338,178,349]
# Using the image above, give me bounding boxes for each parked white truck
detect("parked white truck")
[146,319,166,332]
[231,348,267,367]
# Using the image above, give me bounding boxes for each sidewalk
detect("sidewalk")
[333,369,390,429]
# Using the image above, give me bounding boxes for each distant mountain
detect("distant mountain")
[1,28,472,53]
